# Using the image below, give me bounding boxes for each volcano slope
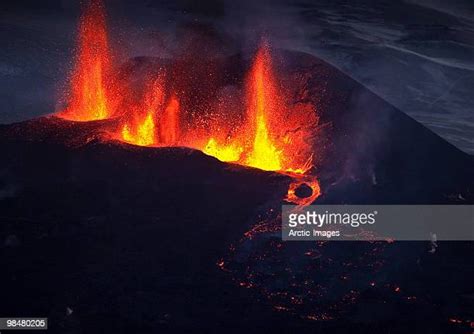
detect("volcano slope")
[0,51,472,333]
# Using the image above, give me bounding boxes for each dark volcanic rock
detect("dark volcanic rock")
[0,136,292,333]
[277,50,474,204]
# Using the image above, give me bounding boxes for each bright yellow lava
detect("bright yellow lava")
[121,112,156,146]
[203,138,243,162]
[245,49,282,171]
[246,115,282,171]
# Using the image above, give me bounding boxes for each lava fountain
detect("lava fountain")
[58,0,117,121]
[160,95,180,145]
[118,74,180,147]
[121,112,156,147]
[245,44,283,171]
[201,43,317,174]
[55,0,320,203]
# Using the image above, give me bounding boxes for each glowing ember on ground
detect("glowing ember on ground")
[58,0,117,121]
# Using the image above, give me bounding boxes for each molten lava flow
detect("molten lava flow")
[203,138,243,162]
[285,174,321,207]
[245,45,282,171]
[58,0,116,121]
[284,155,314,175]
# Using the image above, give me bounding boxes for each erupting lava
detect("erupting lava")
[119,75,180,147]
[203,138,243,162]
[160,96,180,145]
[201,44,316,174]
[245,46,283,171]
[109,43,315,175]
[56,0,318,181]
[121,112,156,146]
[202,45,285,171]
[58,0,116,121]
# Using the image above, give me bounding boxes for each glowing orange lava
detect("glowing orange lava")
[203,138,243,162]
[160,96,179,145]
[285,175,321,207]
[198,44,315,174]
[121,111,156,146]
[58,0,116,121]
[118,74,181,147]
[113,43,316,175]
[56,0,319,182]
[245,45,283,171]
